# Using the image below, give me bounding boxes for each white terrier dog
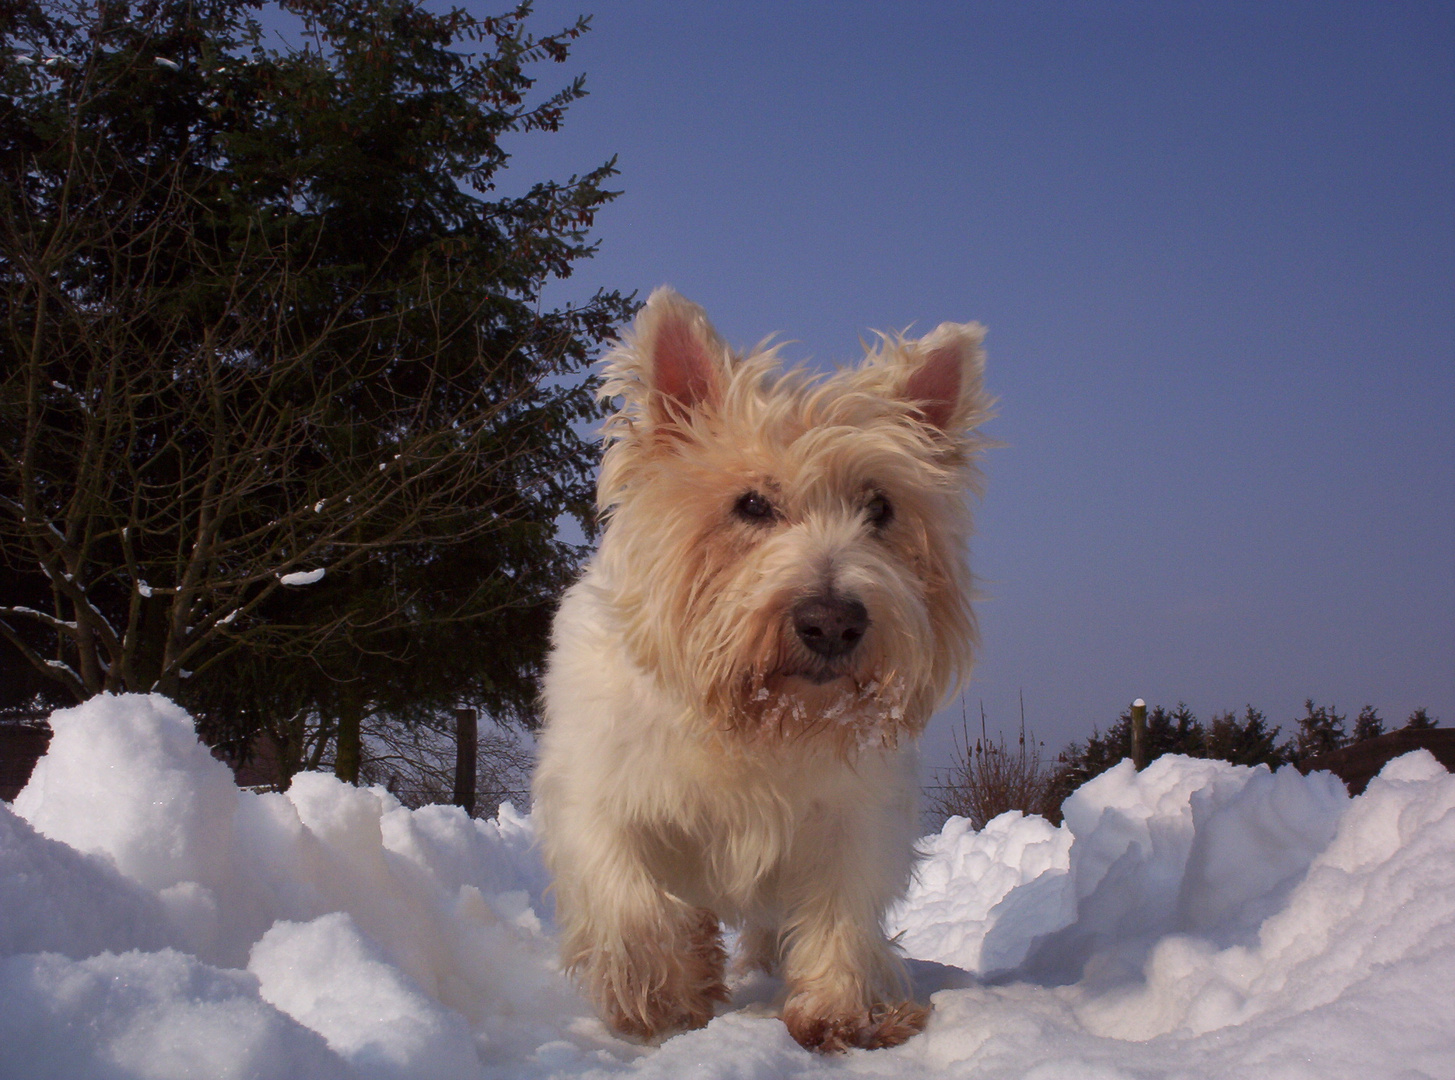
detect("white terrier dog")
[533,288,991,1052]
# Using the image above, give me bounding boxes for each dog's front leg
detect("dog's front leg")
[776,813,928,1052]
[554,830,729,1040]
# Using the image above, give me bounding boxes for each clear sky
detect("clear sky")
[490,0,1454,762]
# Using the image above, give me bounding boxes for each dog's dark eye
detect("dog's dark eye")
[866,493,893,529]
[734,491,776,524]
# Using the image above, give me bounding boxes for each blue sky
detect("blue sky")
[494,1,1454,761]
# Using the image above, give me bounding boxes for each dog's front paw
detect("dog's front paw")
[782,997,931,1053]
[602,989,722,1042]
[590,908,729,1042]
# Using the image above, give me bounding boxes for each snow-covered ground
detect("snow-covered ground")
[3,694,1452,1079]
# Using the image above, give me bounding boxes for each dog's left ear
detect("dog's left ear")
[902,322,989,433]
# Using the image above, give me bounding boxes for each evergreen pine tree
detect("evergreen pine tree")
[1352,705,1385,742]
[1404,707,1439,731]
[1204,705,1287,768]
[1156,701,1206,757]
[1288,699,1347,761]
[1,0,632,784]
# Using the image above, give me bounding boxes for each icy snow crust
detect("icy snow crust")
[2,695,1452,1079]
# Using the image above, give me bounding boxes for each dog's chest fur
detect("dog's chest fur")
[537,564,920,918]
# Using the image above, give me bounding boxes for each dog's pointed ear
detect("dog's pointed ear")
[902,321,989,433]
[631,288,726,426]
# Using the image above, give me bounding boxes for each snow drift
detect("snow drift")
[1,693,1451,1079]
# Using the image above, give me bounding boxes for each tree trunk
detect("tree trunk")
[453,707,477,815]
[334,689,363,784]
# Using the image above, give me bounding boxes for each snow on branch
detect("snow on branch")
[0,605,80,631]
[277,568,327,587]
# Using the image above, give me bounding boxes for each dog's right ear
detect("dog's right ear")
[900,321,990,435]
[627,288,725,427]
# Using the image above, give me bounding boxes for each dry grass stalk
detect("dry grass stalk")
[926,696,1063,829]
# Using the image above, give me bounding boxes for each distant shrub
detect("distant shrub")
[927,701,1062,829]
[1404,707,1439,731]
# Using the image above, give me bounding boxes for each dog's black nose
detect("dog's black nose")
[792,595,869,659]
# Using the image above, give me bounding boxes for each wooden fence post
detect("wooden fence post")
[1130,698,1147,770]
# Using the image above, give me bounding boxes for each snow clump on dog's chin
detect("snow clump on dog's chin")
[732,670,915,755]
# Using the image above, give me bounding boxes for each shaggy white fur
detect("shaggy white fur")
[532,288,992,1052]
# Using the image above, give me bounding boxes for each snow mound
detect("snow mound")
[888,809,1073,973]
[2,693,1452,1079]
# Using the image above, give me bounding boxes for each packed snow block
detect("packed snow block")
[1177,762,1347,945]
[383,800,550,926]
[1022,757,1348,986]
[899,756,1351,990]
[273,770,572,1047]
[12,693,314,967]
[1075,750,1455,1045]
[250,912,483,1080]
[8,693,579,1074]
[11,693,549,955]
[13,694,241,896]
[895,752,1453,1075]
[0,949,349,1080]
[0,802,171,961]
[889,811,1074,974]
